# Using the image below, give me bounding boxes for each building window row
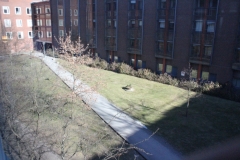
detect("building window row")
[5,31,33,39]
[35,7,51,14]
[3,19,32,27]
[37,31,52,38]
[70,9,78,16]
[2,6,32,15]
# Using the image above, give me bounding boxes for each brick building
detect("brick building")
[31,0,52,53]
[0,0,41,54]
[47,0,240,87]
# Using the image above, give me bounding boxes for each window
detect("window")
[3,6,10,14]
[6,32,13,39]
[47,31,52,37]
[204,46,212,56]
[159,20,165,28]
[209,0,218,8]
[74,9,78,16]
[108,54,112,62]
[207,21,215,32]
[107,19,111,27]
[160,0,166,9]
[106,3,111,11]
[17,31,24,39]
[37,20,42,26]
[196,0,205,8]
[38,31,43,38]
[191,69,197,79]
[27,19,32,27]
[193,45,200,56]
[158,63,163,72]
[28,31,33,38]
[36,8,41,14]
[74,19,78,26]
[195,20,203,32]
[139,20,143,27]
[45,8,50,14]
[26,7,31,15]
[58,9,63,16]
[137,60,142,68]
[130,0,136,10]
[201,71,209,80]
[70,9,72,16]
[46,19,51,26]
[169,21,174,30]
[4,19,11,27]
[59,19,63,26]
[232,78,240,88]
[59,30,64,37]
[166,65,172,74]
[114,56,118,62]
[130,58,135,66]
[16,19,23,27]
[170,0,176,8]
[114,20,117,28]
[15,7,21,15]
[158,42,164,52]
[130,20,135,28]
[167,42,173,53]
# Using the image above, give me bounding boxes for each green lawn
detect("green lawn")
[0,55,141,160]
[59,59,240,155]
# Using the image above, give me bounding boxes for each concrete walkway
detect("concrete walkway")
[28,52,181,160]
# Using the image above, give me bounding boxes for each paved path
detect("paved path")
[28,52,181,160]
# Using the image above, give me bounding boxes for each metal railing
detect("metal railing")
[194,8,217,20]
[128,28,142,38]
[128,10,142,19]
[158,9,175,19]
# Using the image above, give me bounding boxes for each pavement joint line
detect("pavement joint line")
[22,52,182,160]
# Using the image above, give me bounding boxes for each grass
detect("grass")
[0,55,142,160]
[59,58,240,155]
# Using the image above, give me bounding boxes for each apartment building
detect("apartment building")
[48,0,240,88]
[31,0,52,53]
[0,0,37,53]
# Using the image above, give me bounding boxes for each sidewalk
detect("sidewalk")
[29,52,181,160]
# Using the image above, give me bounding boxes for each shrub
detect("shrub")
[117,63,135,75]
[108,62,120,72]
[136,69,157,81]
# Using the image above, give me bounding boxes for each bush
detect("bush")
[117,63,135,75]
[108,62,120,72]
[136,69,157,81]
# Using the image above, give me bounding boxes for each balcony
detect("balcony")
[157,29,174,42]
[194,8,217,20]
[155,50,173,59]
[106,11,117,18]
[105,28,116,37]
[128,28,142,38]
[192,33,214,45]
[128,10,142,19]
[158,9,175,19]
[189,54,211,65]
[127,46,141,55]
[105,44,117,51]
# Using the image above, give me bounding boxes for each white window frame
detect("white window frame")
[2,6,10,14]
[38,31,43,38]
[47,31,52,38]
[195,20,203,32]
[159,19,165,28]
[74,9,78,16]
[46,19,51,26]
[37,19,42,26]
[28,31,33,38]
[58,9,63,16]
[27,19,32,27]
[16,19,23,27]
[26,7,31,15]
[6,32,13,39]
[15,7,21,15]
[59,19,63,26]
[70,9,72,16]
[4,19,11,27]
[74,19,78,26]
[45,8,51,14]
[17,31,24,39]
[36,8,41,14]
